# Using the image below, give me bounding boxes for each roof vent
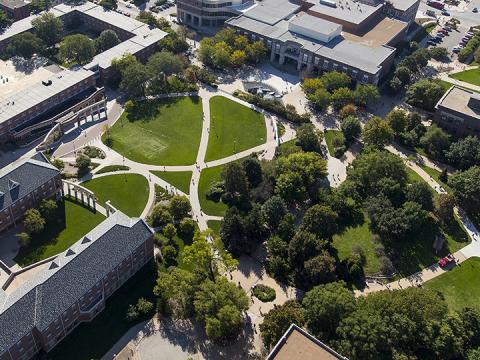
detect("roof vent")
[66,249,76,256]
[42,80,53,86]
[81,236,91,244]
[49,262,59,270]
[320,0,337,7]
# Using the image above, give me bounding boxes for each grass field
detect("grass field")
[82,174,149,217]
[207,220,222,235]
[14,198,105,266]
[103,97,203,165]
[95,165,130,174]
[449,67,480,87]
[418,164,451,192]
[198,164,228,216]
[332,214,381,274]
[324,130,344,157]
[151,171,192,194]
[425,257,480,311]
[48,262,157,360]
[205,96,266,162]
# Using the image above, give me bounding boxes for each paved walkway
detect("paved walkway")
[437,71,480,92]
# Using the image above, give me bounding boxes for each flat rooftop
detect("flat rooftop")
[243,0,301,25]
[342,16,407,47]
[437,86,480,120]
[267,324,347,360]
[290,13,342,36]
[0,67,94,125]
[389,0,418,12]
[0,0,26,10]
[306,0,382,25]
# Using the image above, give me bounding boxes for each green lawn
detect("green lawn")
[438,79,480,95]
[205,96,266,161]
[95,165,130,174]
[332,214,381,274]
[48,262,157,360]
[151,171,192,194]
[14,198,105,267]
[324,130,344,157]
[208,220,222,235]
[424,257,480,311]
[103,97,203,165]
[418,164,451,192]
[449,67,480,86]
[82,174,149,217]
[198,164,228,216]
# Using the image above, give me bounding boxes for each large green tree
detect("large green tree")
[445,136,480,170]
[362,116,393,148]
[406,79,445,111]
[7,33,45,58]
[32,12,64,46]
[448,166,480,214]
[59,34,95,65]
[295,124,323,153]
[420,125,450,158]
[119,62,150,98]
[95,29,119,52]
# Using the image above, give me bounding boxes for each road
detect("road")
[418,0,480,29]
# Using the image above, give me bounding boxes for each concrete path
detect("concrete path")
[437,71,480,92]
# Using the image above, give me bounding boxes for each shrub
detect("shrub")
[126,304,140,321]
[206,181,224,202]
[253,284,276,302]
[16,232,31,247]
[83,146,105,159]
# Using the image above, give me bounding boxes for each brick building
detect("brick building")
[225,0,420,84]
[434,85,480,137]
[0,211,154,360]
[0,0,29,21]
[0,153,61,233]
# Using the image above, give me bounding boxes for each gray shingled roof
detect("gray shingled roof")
[0,211,154,353]
[0,153,60,211]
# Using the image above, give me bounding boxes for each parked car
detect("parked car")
[441,10,450,16]
[473,7,478,13]
[438,255,455,268]
[427,40,438,46]
[452,47,461,53]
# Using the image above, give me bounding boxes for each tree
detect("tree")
[394,66,412,84]
[288,230,326,267]
[406,80,445,111]
[149,204,172,227]
[220,206,245,256]
[386,109,408,136]
[340,116,361,143]
[7,33,45,58]
[420,125,450,158]
[242,157,263,187]
[302,281,356,339]
[194,276,249,340]
[24,208,45,234]
[39,199,58,221]
[362,116,393,148]
[406,181,433,211]
[303,251,337,287]
[430,47,448,60]
[301,204,338,239]
[126,304,140,321]
[119,62,149,98]
[245,40,267,63]
[136,298,154,316]
[260,301,305,349]
[321,71,351,92]
[213,42,232,68]
[169,195,191,221]
[95,29,119,52]
[448,166,480,214]
[302,78,324,95]
[59,34,95,65]
[178,217,196,240]
[434,193,456,223]
[310,87,331,110]
[346,149,407,199]
[183,230,237,280]
[331,87,354,110]
[445,136,480,170]
[222,162,249,202]
[29,0,52,13]
[75,154,91,176]
[162,223,177,239]
[147,50,184,77]
[154,267,197,318]
[32,12,64,46]
[0,10,12,30]
[262,196,287,230]
[16,232,30,247]
[295,124,323,153]
[354,84,380,107]
[100,0,118,9]
[230,49,246,67]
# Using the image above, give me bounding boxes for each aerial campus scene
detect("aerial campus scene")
[0,0,479,359]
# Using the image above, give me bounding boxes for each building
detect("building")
[224,0,420,84]
[0,153,61,233]
[435,85,480,137]
[0,67,97,144]
[0,0,29,21]
[177,0,253,28]
[0,2,167,144]
[267,324,348,360]
[0,210,155,360]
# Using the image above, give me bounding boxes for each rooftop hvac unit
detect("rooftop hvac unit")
[320,0,337,7]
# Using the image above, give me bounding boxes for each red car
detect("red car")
[438,255,454,268]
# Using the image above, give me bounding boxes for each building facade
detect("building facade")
[0,0,29,21]
[0,211,155,360]
[0,153,61,233]
[225,0,415,84]
[177,0,253,27]
[435,85,480,137]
